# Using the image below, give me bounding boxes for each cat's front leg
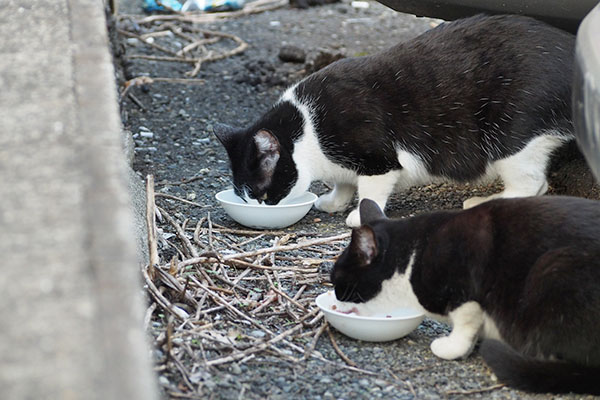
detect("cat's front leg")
[430,302,484,360]
[345,171,400,227]
[315,183,356,213]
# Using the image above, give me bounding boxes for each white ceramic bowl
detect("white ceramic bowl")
[315,291,424,342]
[215,189,318,229]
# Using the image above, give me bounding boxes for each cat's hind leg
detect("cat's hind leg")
[430,302,484,360]
[345,170,400,227]
[463,134,569,209]
[315,183,356,213]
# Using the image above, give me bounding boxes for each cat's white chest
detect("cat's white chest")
[279,87,358,202]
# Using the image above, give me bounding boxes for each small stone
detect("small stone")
[351,0,369,8]
[230,363,242,375]
[359,378,370,387]
[305,49,345,73]
[204,379,217,390]
[153,349,164,359]
[374,379,388,387]
[320,377,333,384]
[158,376,170,387]
[278,45,307,63]
[249,330,266,338]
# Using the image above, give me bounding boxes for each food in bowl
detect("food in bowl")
[315,291,424,342]
[215,189,318,229]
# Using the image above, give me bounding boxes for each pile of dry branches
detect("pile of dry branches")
[116,0,287,85]
[143,176,373,396]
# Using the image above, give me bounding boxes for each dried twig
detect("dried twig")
[303,322,327,361]
[119,24,248,76]
[144,302,157,331]
[157,206,199,258]
[143,266,189,320]
[146,175,159,279]
[120,76,205,103]
[156,175,204,186]
[154,193,210,208]
[206,323,304,366]
[128,92,146,110]
[327,326,357,367]
[221,232,350,261]
[445,384,506,396]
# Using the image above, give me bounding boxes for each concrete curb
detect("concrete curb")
[0,0,158,398]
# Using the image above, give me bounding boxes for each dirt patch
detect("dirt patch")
[112,1,593,399]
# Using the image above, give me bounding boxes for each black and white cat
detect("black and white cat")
[214,14,574,227]
[331,198,600,394]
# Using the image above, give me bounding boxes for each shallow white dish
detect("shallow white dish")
[315,291,424,342]
[215,189,318,229]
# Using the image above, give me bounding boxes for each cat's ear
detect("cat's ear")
[350,226,378,267]
[213,123,241,151]
[253,129,281,185]
[359,199,386,225]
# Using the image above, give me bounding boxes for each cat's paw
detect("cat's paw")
[315,193,350,213]
[345,209,361,227]
[430,336,473,360]
[463,196,487,209]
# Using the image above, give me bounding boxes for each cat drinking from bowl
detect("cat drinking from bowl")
[330,198,600,394]
[215,14,574,226]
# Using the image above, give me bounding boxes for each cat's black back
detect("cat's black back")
[296,14,574,179]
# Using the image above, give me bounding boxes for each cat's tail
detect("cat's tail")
[480,339,600,395]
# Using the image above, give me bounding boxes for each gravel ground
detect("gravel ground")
[113,1,597,399]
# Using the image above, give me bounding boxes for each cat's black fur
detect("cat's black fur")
[215,14,575,221]
[331,197,600,394]
[295,15,574,178]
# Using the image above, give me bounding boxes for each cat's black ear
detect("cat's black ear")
[350,226,378,267]
[253,129,281,186]
[213,123,241,151]
[359,199,386,225]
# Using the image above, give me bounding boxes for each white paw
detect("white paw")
[430,336,473,360]
[463,196,487,209]
[315,192,350,213]
[345,209,361,227]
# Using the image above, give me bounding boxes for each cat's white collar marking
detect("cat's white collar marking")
[278,85,357,203]
[336,250,426,315]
